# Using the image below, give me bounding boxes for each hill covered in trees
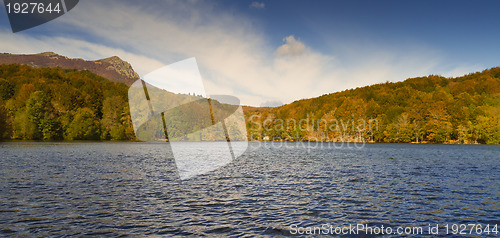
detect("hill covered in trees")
[0,64,243,142]
[0,64,136,141]
[245,67,500,144]
[0,62,499,144]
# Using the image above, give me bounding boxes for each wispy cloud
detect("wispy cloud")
[442,64,484,78]
[260,100,283,107]
[249,2,265,9]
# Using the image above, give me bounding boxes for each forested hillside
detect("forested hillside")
[1,64,499,144]
[246,67,500,144]
[0,64,136,140]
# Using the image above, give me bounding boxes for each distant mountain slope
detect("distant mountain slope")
[245,67,500,144]
[0,52,139,85]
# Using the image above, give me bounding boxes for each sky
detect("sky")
[0,0,499,106]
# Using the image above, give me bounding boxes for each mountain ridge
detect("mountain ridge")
[0,52,139,85]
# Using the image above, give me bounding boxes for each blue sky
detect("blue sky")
[0,0,499,106]
[237,0,500,65]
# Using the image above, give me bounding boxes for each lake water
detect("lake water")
[0,142,499,237]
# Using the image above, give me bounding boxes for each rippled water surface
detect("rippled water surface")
[0,142,499,237]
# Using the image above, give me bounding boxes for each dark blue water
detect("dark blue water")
[0,142,499,237]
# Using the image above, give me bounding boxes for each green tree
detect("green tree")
[100,96,125,139]
[26,91,49,139]
[475,110,500,144]
[40,116,61,140]
[66,108,100,140]
[391,113,415,143]
[0,99,11,139]
[110,125,126,140]
[13,110,35,140]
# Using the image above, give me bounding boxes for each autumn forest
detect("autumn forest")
[0,64,499,144]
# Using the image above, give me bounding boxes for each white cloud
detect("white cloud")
[249,2,265,9]
[260,100,284,107]
[276,35,306,56]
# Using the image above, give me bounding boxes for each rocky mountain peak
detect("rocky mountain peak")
[37,52,62,58]
[96,56,139,80]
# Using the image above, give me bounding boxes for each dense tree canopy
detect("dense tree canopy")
[245,67,500,144]
[0,64,135,141]
[1,64,499,144]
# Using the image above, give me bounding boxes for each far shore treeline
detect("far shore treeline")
[0,64,499,144]
[246,67,500,144]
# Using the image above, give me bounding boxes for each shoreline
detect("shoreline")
[0,139,494,145]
